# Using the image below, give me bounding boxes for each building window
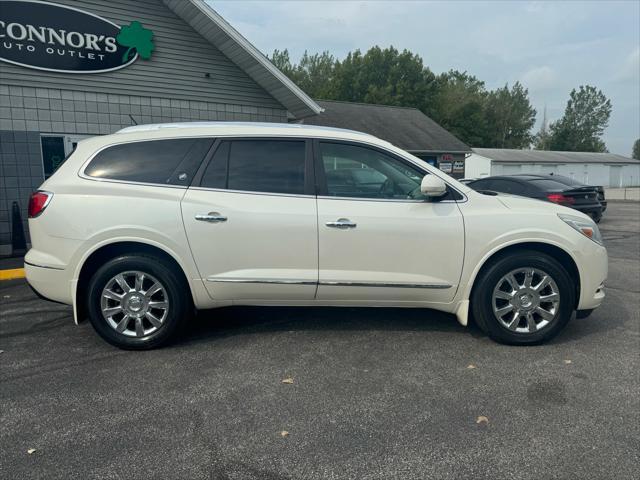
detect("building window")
[40,136,66,179]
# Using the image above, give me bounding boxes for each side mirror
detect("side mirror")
[420,175,447,198]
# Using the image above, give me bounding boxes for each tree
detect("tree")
[270,49,296,78]
[331,46,435,108]
[425,70,488,146]
[484,82,536,148]
[295,51,337,99]
[548,85,612,152]
[267,46,539,148]
[632,139,640,160]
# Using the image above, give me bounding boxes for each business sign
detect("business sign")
[0,0,154,73]
[439,162,452,173]
[453,160,464,173]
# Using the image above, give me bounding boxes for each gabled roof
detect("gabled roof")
[162,0,322,120]
[303,100,470,153]
[472,148,639,165]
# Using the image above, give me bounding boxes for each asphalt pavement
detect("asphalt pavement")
[1,202,639,479]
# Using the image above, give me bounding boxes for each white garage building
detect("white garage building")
[466,148,640,187]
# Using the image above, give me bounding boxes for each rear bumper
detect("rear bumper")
[24,261,73,305]
[572,203,602,214]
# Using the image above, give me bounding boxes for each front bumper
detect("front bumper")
[575,242,607,311]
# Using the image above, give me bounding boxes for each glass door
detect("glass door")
[40,134,91,179]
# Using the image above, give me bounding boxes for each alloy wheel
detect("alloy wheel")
[100,271,169,337]
[492,267,560,334]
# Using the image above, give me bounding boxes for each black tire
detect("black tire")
[471,250,575,345]
[86,254,191,350]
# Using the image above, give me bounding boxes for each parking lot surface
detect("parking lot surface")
[1,203,639,480]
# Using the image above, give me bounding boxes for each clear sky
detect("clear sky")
[211,0,640,156]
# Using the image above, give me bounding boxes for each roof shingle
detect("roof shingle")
[304,100,470,153]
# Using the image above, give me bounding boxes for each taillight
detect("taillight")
[547,193,575,205]
[28,191,53,218]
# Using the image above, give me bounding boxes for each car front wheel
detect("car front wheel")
[86,254,191,349]
[471,251,576,345]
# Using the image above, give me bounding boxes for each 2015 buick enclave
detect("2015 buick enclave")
[25,123,607,349]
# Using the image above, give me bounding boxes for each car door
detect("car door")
[314,140,465,303]
[181,138,318,301]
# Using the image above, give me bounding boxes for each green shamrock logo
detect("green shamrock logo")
[116,21,154,63]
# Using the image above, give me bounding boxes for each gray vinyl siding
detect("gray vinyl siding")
[0,0,283,109]
[0,0,293,254]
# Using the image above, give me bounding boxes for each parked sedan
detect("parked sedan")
[540,174,607,214]
[25,123,607,349]
[467,175,604,222]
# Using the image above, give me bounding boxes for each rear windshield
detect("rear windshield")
[548,175,583,186]
[528,179,570,190]
[85,138,213,186]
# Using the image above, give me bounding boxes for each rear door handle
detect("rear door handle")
[325,218,357,229]
[195,212,227,223]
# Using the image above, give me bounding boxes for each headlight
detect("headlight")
[558,214,603,245]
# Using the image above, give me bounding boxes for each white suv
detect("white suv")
[25,123,607,349]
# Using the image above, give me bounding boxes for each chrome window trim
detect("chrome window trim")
[316,195,461,204]
[77,133,467,202]
[190,186,315,199]
[77,136,217,189]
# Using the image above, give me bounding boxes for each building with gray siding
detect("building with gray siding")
[0,0,320,255]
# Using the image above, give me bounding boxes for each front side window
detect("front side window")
[200,139,306,195]
[85,138,213,186]
[320,142,425,200]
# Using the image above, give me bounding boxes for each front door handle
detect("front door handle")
[195,212,227,223]
[325,218,357,229]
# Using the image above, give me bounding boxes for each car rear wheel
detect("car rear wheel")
[471,251,575,345]
[87,254,191,349]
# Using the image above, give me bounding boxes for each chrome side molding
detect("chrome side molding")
[207,277,316,285]
[319,281,451,289]
[206,277,451,289]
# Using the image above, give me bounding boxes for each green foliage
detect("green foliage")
[548,86,612,152]
[269,47,610,152]
[632,139,640,160]
[331,46,435,108]
[484,82,536,148]
[117,21,154,62]
[426,70,488,146]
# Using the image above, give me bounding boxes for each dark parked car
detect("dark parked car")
[538,174,607,213]
[467,174,604,222]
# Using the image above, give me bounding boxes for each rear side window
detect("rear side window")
[200,139,306,195]
[85,138,213,186]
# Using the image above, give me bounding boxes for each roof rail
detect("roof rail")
[116,121,373,137]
